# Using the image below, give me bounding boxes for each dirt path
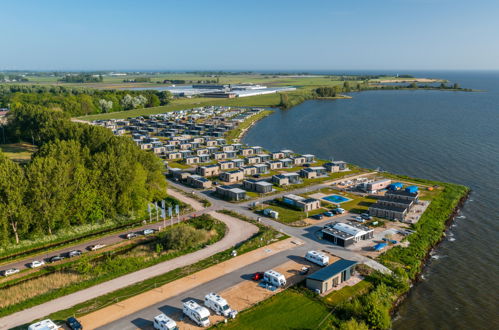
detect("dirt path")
[0,212,257,330]
[79,237,301,328]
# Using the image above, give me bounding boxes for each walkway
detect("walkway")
[0,212,258,330]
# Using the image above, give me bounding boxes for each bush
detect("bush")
[159,224,208,251]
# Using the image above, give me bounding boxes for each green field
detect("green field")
[222,290,334,329]
[323,280,373,306]
[0,142,37,163]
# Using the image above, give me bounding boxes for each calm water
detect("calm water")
[243,72,499,330]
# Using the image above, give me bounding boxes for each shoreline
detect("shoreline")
[390,189,470,318]
[241,98,472,327]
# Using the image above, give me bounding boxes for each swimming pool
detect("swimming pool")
[322,194,351,204]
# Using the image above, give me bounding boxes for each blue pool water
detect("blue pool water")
[323,195,350,203]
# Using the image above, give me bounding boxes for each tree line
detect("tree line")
[0,106,167,246]
[0,85,172,116]
[58,74,103,83]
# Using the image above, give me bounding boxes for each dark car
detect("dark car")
[66,316,83,330]
[251,272,264,281]
[67,250,82,258]
[311,214,324,220]
[49,255,65,263]
[252,174,261,178]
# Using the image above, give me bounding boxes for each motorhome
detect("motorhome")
[263,270,286,287]
[28,319,59,330]
[204,292,238,318]
[183,300,211,327]
[305,250,330,266]
[153,313,179,330]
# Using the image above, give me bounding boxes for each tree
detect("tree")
[339,319,369,330]
[0,153,29,244]
[98,99,113,113]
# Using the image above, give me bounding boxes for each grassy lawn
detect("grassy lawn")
[225,110,273,143]
[310,187,377,214]
[166,161,192,169]
[323,280,373,306]
[258,202,324,224]
[0,142,37,163]
[222,290,333,329]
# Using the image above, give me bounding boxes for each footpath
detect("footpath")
[0,211,257,330]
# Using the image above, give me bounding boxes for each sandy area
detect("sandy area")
[79,237,302,328]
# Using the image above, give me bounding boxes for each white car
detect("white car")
[143,229,154,235]
[2,268,20,276]
[88,244,106,251]
[29,260,45,268]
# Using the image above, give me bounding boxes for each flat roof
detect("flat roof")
[307,259,357,281]
[370,203,408,212]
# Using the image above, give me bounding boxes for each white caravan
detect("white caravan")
[305,250,330,266]
[263,270,286,287]
[204,292,238,318]
[183,300,211,327]
[28,319,59,330]
[153,313,178,330]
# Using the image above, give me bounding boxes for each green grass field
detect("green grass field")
[323,280,372,306]
[0,142,37,163]
[222,290,334,329]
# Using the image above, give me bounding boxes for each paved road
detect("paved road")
[98,244,310,330]
[0,188,209,277]
[0,212,258,330]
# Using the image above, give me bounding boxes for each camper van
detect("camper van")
[263,270,286,287]
[153,313,179,330]
[204,292,238,318]
[183,300,211,327]
[28,319,59,330]
[305,250,330,266]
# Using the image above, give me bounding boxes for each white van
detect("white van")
[263,270,286,287]
[153,313,178,330]
[183,300,210,327]
[305,250,329,266]
[204,292,238,318]
[28,319,59,330]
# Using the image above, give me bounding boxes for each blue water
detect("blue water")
[323,195,350,204]
[243,71,499,330]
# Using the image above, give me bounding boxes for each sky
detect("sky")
[1,0,499,71]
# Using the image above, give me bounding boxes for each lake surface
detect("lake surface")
[243,71,499,330]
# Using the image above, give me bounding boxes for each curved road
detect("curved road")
[0,211,258,330]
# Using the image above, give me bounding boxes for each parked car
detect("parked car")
[29,260,45,268]
[1,268,20,276]
[352,216,365,223]
[251,272,264,281]
[126,232,138,239]
[323,211,334,217]
[88,244,106,251]
[311,214,324,220]
[333,208,345,214]
[143,229,154,235]
[68,250,83,258]
[252,174,261,178]
[49,255,65,263]
[361,213,372,220]
[66,316,83,330]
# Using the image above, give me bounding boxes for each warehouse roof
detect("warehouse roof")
[307,259,357,281]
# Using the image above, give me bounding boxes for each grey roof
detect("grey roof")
[307,259,357,282]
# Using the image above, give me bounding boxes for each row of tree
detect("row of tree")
[0,85,172,116]
[58,74,103,83]
[0,106,167,245]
